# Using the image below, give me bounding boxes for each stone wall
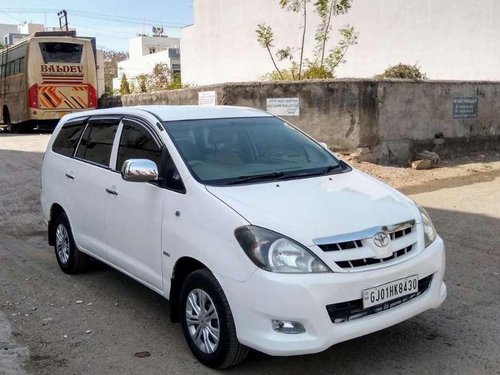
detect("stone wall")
[99,79,500,162]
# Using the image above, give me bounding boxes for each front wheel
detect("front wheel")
[180,269,249,368]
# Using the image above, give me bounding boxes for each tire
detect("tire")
[3,110,19,134]
[7,123,22,133]
[53,213,90,274]
[180,269,249,368]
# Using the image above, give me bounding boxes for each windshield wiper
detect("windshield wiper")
[226,171,285,185]
[276,164,342,180]
[224,165,342,186]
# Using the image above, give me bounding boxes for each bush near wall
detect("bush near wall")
[375,63,427,80]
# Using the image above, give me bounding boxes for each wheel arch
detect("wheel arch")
[169,256,207,323]
[48,203,66,246]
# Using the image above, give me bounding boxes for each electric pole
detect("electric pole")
[57,10,68,31]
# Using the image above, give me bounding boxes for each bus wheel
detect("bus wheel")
[3,108,18,133]
[7,123,21,133]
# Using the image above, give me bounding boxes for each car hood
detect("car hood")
[205,169,421,246]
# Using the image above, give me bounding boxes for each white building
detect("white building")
[112,35,181,91]
[181,0,500,85]
[1,22,44,45]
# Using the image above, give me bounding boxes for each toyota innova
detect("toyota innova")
[41,105,446,368]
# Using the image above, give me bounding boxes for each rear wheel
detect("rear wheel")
[3,108,19,133]
[53,213,90,274]
[180,269,249,368]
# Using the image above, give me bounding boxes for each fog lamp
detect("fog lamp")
[272,320,305,334]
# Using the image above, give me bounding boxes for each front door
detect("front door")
[105,118,165,291]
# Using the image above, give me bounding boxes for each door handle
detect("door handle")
[105,187,118,196]
[65,173,75,180]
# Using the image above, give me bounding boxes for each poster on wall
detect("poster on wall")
[453,96,478,119]
[198,91,217,106]
[266,98,300,116]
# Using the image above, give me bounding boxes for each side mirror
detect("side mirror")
[319,142,329,149]
[121,159,159,183]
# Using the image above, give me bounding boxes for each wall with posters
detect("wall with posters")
[100,79,500,162]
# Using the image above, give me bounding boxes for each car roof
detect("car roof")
[62,105,273,123]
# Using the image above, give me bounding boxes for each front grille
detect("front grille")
[320,240,363,252]
[317,222,416,270]
[326,274,433,323]
[335,245,414,269]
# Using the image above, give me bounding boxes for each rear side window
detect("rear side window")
[116,120,162,171]
[52,121,86,157]
[76,120,119,167]
[39,42,83,63]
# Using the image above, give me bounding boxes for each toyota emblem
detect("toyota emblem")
[373,232,389,247]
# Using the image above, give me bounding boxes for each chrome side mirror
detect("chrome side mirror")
[121,159,159,183]
[319,142,329,149]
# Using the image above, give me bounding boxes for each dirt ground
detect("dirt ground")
[345,151,500,194]
[0,133,499,375]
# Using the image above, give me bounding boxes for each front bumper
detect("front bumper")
[217,236,446,356]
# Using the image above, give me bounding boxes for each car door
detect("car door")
[105,117,166,290]
[65,116,120,260]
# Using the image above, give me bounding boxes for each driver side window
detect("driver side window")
[116,119,162,172]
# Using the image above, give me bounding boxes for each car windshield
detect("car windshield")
[163,116,344,186]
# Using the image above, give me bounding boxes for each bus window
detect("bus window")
[39,42,83,64]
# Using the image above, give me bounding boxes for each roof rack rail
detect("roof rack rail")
[33,31,77,37]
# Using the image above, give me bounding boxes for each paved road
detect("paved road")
[0,139,498,374]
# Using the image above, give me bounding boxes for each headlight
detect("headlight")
[418,206,437,247]
[234,226,331,273]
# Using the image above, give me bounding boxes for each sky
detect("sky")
[0,0,193,51]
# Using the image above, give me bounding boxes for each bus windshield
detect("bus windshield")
[39,42,83,63]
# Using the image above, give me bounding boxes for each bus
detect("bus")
[0,31,97,133]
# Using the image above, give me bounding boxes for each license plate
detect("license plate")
[58,111,70,118]
[362,275,418,308]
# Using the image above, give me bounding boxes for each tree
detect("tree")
[119,73,130,95]
[136,74,148,93]
[145,63,184,92]
[256,24,284,80]
[103,49,128,94]
[256,0,358,80]
[279,0,310,79]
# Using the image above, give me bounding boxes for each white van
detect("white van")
[40,105,446,368]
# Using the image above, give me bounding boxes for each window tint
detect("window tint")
[76,120,119,167]
[116,120,162,171]
[52,121,86,157]
[39,42,83,63]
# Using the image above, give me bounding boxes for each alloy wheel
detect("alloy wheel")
[55,224,70,264]
[185,288,221,354]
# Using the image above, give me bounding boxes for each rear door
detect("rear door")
[65,116,120,259]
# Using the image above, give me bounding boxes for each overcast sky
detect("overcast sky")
[0,0,193,51]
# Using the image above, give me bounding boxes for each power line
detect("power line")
[0,11,24,23]
[67,9,188,27]
[0,8,188,28]
[71,24,135,40]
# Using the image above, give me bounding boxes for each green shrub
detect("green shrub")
[262,63,333,81]
[302,64,333,79]
[119,73,130,95]
[375,63,427,80]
